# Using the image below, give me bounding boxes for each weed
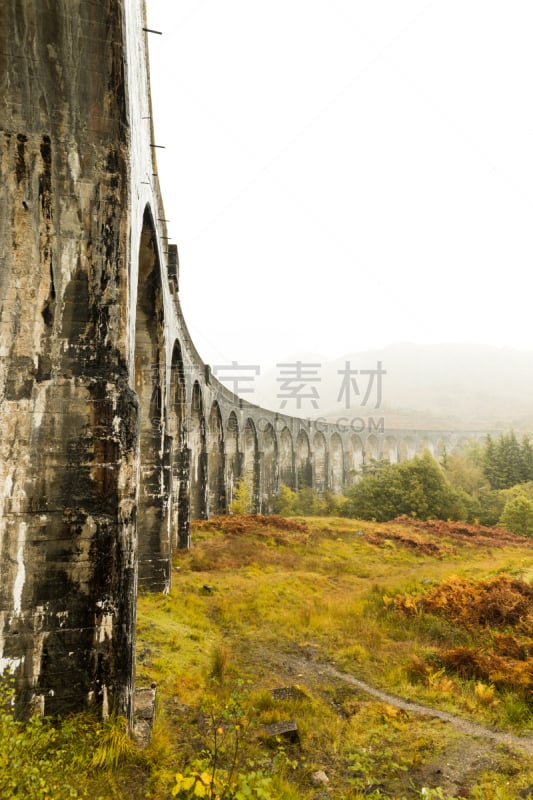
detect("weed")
[499,690,533,727]
[90,716,139,771]
[0,672,144,799]
[0,674,80,799]
[171,687,280,799]
[474,682,500,708]
[209,643,231,682]
[419,789,462,799]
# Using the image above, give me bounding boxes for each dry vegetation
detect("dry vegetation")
[132,514,533,799]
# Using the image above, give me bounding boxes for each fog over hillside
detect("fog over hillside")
[245,343,533,431]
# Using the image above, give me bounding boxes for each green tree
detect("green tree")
[482,431,532,490]
[482,434,500,488]
[471,486,506,526]
[343,452,467,522]
[270,484,297,515]
[460,438,485,467]
[499,431,523,487]
[520,436,533,482]
[269,485,346,517]
[321,490,348,516]
[293,486,320,516]
[500,493,533,537]
[442,453,488,499]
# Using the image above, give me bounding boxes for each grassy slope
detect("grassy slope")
[134,515,533,799]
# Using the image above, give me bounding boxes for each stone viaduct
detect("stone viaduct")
[0,0,488,722]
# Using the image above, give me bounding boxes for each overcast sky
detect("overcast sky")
[145,1,533,373]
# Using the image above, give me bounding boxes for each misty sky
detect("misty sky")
[145,1,533,372]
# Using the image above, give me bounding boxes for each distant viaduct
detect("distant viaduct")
[0,0,488,722]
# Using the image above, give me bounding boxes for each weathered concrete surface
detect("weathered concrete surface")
[0,0,136,720]
[0,0,493,722]
[133,684,156,748]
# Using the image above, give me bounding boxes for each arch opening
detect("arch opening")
[169,340,189,548]
[313,431,327,493]
[296,430,312,489]
[224,412,240,507]
[365,433,380,466]
[383,436,398,464]
[419,438,435,457]
[261,423,278,511]
[399,437,415,462]
[329,433,344,494]
[279,427,295,490]
[242,419,259,512]
[134,207,169,592]
[207,402,226,515]
[189,381,207,519]
[348,435,364,483]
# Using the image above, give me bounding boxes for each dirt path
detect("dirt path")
[280,647,533,754]
[320,662,533,756]
[269,649,533,796]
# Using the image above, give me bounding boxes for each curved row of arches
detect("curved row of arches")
[132,207,480,593]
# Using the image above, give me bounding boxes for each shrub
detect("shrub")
[270,485,297,516]
[270,485,347,517]
[0,674,81,799]
[343,453,467,522]
[499,493,533,537]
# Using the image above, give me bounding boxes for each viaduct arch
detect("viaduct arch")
[0,0,493,722]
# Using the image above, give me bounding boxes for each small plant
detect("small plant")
[420,788,461,799]
[0,672,147,799]
[474,682,500,708]
[209,643,231,682]
[171,763,274,799]
[347,743,408,797]
[89,715,138,770]
[171,688,276,799]
[500,690,532,727]
[0,673,87,799]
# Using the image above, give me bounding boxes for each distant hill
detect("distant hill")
[253,343,533,431]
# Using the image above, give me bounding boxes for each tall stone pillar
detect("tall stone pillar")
[0,0,137,720]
